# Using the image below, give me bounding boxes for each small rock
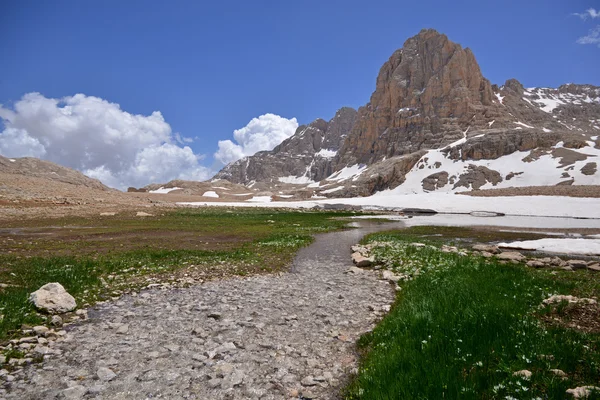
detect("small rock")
[568,260,588,270]
[136,212,153,217]
[472,244,499,254]
[513,370,532,379]
[29,283,76,314]
[497,252,525,262]
[566,386,600,398]
[96,367,116,382]
[33,326,49,336]
[51,315,63,327]
[352,252,373,268]
[550,369,567,378]
[207,312,222,320]
[99,212,116,216]
[587,263,600,272]
[116,324,129,334]
[382,270,402,283]
[301,376,317,386]
[60,385,87,399]
[346,266,363,274]
[527,260,546,268]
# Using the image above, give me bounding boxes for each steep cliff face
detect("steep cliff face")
[214,107,357,184]
[211,29,599,196]
[336,29,499,167]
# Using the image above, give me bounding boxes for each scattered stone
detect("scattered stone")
[550,369,567,378]
[301,376,317,386]
[33,326,49,336]
[29,283,76,314]
[352,252,373,268]
[513,370,532,379]
[96,367,117,382]
[526,260,546,268]
[566,386,600,399]
[568,260,589,270]
[588,263,600,272]
[382,270,402,283]
[346,266,364,274]
[472,244,500,254]
[497,251,525,262]
[51,315,63,327]
[543,295,597,305]
[60,385,87,399]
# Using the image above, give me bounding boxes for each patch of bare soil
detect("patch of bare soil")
[458,185,600,198]
[542,302,600,334]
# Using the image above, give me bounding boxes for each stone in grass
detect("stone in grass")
[513,369,532,379]
[29,283,76,314]
[497,252,526,262]
[566,386,600,399]
[472,244,500,254]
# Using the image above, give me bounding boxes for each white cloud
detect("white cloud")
[0,92,213,190]
[577,25,600,47]
[574,8,600,20]
[214,113,298,165]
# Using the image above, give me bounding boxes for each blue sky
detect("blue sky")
[0,0,598,188]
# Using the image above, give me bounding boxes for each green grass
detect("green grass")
[0,208,354,339]
[344,230,600,400]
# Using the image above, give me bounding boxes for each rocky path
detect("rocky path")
[4,222,398,400]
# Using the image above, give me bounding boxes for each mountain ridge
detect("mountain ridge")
[213,29,600,197]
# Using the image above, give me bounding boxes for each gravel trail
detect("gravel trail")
[5,222,398,400]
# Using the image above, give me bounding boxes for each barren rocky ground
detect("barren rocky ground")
[2,225,396,400]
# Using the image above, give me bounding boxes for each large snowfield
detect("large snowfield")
[179,192,600,219]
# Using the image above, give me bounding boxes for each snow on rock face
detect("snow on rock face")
[278,176,315,185]
[523,87,600,114]
[398,140,600,194]
[326,164,367,182]
[315,149,337,158]
[202,191,219,198]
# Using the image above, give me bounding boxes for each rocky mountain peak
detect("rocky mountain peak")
[335,28,497,167]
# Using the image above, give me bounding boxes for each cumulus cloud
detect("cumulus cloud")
[0,92,213,190]
[214,113,298,165]
[577,25,600,47]
[574,8,600,20]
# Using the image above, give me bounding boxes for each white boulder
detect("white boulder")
[29,283,76,314]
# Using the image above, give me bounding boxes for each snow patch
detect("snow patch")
[202,191,219,198]
[320,186,344,194]
[515,121,534,129]
[315,148,337,158]
[327,164,367,182]
[498,238,600,255]
[495,93,504,105]
[247,196,272,203]
[278,175,315,185]
[149,187,182,194]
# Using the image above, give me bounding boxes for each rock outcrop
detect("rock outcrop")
[214,107,358,184]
